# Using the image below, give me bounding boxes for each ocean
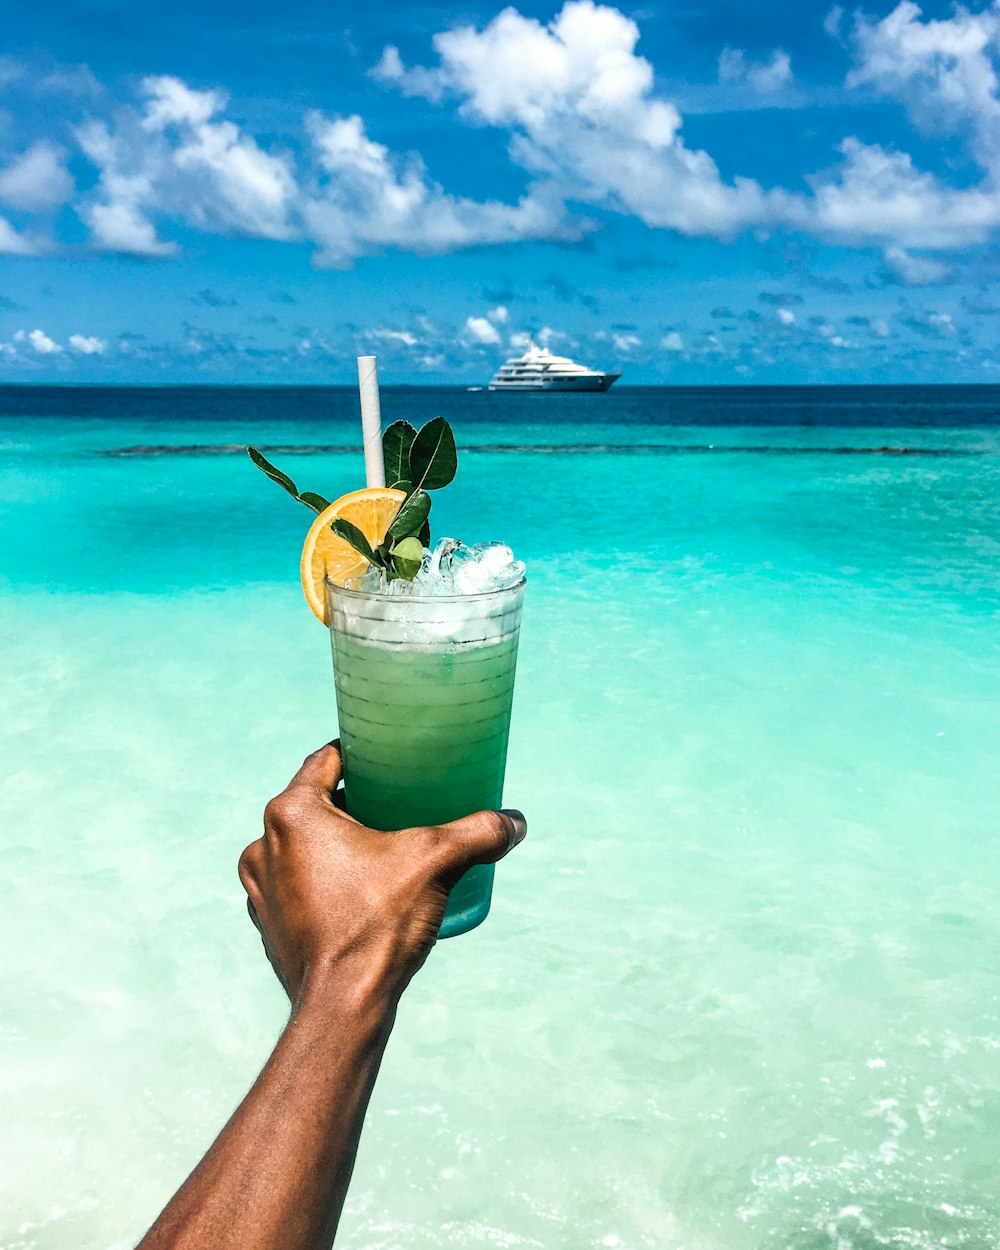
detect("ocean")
[2,385,999,1250]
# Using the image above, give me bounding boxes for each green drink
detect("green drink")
[248,408,525,937]
[326,578,525,938]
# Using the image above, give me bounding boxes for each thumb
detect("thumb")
[285,740,343,799]
[432,807,527,877]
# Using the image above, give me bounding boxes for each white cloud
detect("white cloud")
[718,47,793,92]
[302,112,580,267]
[68,71,586,265]
[0,142,74,210]
[81,190,179,258]
[0,57,101,98]
[777,307,796,325]
[718,48,744,81]
[69,333,107,355]
[464,314,502,344]
[379,0,800,240]
[900,307,960,338]
[367,327,419,347]
[810,137,999,248]
[488,305,509,323]
[142,76,224,131]
[612,331,641,353]
[371,47,447,102]
[882,245,951,284]
[847,1,1000,168]
[374,0,1000,255]
[40,62,103,98]
[0,215,39,255]
[76,74,297,256]
[15,328,62,354]
[871,317,891,337]
[928,310,957,336]
[661,330,684,351]
[1,2,998,270]
[509,325,563,349]
[829,2,1000,251]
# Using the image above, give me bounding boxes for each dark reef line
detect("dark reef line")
[96,443,977,458]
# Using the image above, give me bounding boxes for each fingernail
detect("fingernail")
[500,808,527,847]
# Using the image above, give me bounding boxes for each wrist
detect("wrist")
[293,951,403,1038]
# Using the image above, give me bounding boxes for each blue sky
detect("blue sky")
[2,0,1000,383]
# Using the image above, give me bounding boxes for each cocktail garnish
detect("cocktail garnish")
[248,416,458,583]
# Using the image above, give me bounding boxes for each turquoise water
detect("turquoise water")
[2,387,1000,1250]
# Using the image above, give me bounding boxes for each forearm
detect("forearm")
[137,975,399,1250]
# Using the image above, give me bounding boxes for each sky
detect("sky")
[2,0,1000,384]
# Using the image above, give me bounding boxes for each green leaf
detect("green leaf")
[248,448,329,515]
[417,518,431,547]
[297,491,330,515]
[329,518,376,565]
[409,417,457,491]
[390,536,424,581]
[248,446,301,499]
[388,479,413,495]
[391,558,422,582]
[387,489,431,541]
[383,421,417,487]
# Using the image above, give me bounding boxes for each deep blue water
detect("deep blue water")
[3,382,1000,430]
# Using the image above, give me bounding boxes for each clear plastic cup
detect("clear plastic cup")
[326,578,525,937]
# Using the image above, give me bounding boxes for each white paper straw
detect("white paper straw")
[357,355,386,488]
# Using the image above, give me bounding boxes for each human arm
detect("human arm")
[136,742,526,1250]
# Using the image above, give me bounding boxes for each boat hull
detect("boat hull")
[488,372,619,393]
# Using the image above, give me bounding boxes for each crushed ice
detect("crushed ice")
[345,538,525,597]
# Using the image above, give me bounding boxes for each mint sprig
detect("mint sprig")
[246,415,458,583]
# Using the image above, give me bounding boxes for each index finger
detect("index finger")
[286,740,343,797]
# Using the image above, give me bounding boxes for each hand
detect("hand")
[238,742,526,1010]
[140,744,525,1250]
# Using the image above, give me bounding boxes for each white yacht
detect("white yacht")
[488,343,620,392]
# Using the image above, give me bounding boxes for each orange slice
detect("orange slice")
[300,486,406,622]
